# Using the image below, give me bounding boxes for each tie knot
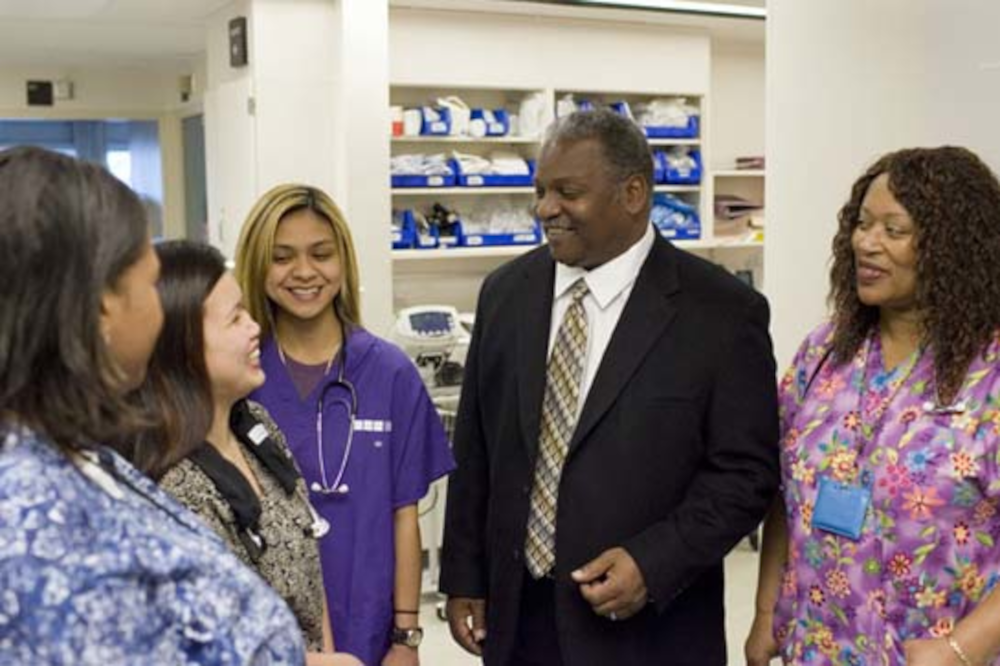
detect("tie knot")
[569,279,589,303]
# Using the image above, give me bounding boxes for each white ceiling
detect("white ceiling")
[0,0,233,67]
[0,0,763,69]
[0,0,233,21]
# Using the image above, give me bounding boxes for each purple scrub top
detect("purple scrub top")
[251,327,455,665]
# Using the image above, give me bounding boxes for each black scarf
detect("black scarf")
[188,399,300,562]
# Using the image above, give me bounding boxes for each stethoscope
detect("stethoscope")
[310,346,359,496]
[804,346,969,416]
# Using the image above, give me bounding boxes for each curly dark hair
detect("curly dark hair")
[829,146,1000,404]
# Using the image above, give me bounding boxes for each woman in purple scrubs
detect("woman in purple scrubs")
[235,184,455,666]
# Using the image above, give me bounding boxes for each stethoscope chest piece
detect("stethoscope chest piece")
[312,515,331,539]
[305,501,332,538]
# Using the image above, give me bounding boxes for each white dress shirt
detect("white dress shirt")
[548,224,656,418]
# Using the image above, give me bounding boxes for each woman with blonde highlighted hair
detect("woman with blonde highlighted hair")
[235,184,455,666]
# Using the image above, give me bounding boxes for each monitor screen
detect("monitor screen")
[410,311,451,334]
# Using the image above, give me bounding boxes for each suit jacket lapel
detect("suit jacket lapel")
[568,237,680,455]
[516,252,556,461]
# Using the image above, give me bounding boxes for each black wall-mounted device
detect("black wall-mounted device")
[229,16,249,68]
[26,81,54,106]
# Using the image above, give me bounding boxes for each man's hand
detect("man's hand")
[445,597,487,656]
[572,547,648,621]
[902,638,965,666]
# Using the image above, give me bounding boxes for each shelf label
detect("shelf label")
[467,176,484,186]
[466,236,484,246]
[428,176,444,186]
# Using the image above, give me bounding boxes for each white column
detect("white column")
[764,0,934,367]
[204,0,393,334]
[331,0,392,336]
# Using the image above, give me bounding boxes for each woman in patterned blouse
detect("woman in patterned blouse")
[128,240,361,666]
[0,147,305,665]
[746,147,1000,666]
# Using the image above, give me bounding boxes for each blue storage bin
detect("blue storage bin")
[414,225,439,249]
[609,100,634,119]
[391,158,456,188]
[391,209,441,249]
[459,219,542,247]
[437,223,463,248]
[470,108,510,136]
[656,149,702,185]
[390,172,456,188]
[391,210,415,249]
[452,159,535,187]
[653,153,666,184]
[651,193,701,241]
[420,106,452,136]
[643,116,700,139]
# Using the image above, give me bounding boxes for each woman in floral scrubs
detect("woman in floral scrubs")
[746,147,1000,666]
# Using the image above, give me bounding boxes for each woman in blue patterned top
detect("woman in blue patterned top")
[0,146,305,665]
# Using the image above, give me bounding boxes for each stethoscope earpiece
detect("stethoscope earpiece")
[309,481,350,495]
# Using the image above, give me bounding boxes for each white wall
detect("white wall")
[203,0,255,253]
[0,66,183,117]
[922,1,1000,171]
[204,0,394,334]
[710,41,764,170]
[766,0,932,368]
[390,8,711,94]
[765,0,1000,368]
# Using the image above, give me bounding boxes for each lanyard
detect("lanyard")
[852,333,923,461]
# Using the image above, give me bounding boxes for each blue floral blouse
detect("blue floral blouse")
[0,425,305,665]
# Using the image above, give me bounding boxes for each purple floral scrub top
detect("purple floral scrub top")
[774,322,1000,666]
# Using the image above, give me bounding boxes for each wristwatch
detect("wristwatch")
[391,626,424,648]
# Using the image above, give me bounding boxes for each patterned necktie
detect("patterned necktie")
[525,278,590,578]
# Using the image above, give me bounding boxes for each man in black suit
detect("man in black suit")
[440,108,779,666]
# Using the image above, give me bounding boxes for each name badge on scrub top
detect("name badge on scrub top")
[812,475,872,541]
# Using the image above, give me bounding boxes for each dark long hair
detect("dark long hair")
[0,146,151,452]
[130,240,226,479]
[829,146,1000,403]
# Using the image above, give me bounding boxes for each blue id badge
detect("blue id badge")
[811,475,871,541]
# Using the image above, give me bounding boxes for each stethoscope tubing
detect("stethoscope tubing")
[312,347,359,496]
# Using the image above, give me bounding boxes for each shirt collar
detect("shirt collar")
[553,224,655,310]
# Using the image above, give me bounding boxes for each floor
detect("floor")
[416,542,764,666]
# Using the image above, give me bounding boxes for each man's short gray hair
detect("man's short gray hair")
[542,108,655,190]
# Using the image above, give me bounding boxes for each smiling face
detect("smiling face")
[202,272,264,403]
[851,173,919,313]
[533,138,649,270]
[265,208,342,324]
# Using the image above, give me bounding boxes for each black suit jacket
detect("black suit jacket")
[440,235,779,666]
